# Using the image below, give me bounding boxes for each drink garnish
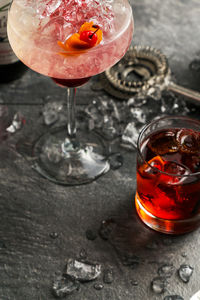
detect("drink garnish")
[139,155,165,177]
[57,22,103,56]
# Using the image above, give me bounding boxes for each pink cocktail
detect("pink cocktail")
[7,0,133,185]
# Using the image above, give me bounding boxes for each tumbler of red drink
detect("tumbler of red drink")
[135,116,200,234]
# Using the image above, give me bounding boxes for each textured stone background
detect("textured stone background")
[0,1,200,299]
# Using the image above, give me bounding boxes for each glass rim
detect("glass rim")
[137,115,200,178]
[8,0,133,55]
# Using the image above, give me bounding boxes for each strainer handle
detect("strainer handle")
[168,82,200,105]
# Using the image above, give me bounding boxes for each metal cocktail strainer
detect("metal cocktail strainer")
[100,45,200,104]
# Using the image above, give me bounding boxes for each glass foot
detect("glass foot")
[32,127,110,185]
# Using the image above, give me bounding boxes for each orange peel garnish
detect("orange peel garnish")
[57,22,103,56]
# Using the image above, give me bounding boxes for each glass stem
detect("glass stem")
[67,87,76,137]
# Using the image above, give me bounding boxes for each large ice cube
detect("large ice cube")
[148,130,178,155]
[176,129,200,154]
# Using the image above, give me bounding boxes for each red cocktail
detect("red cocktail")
[135,116,200,234]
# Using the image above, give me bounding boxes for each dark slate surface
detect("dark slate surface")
[0,1,200,299]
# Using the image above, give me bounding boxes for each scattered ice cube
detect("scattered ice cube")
[109,99,121,122]
[127,96,147,108]
[43,142,62,163]
[178,264,194,283]
[102,118,119,140]
[121,122,143,149]
[65,259,101,282]
[151,277,168,294]
[52,275,80,298]
[190,289,200,300]
[93,283,104,290]
[129,107,146,124]
[99,219,117,240]
[103,269,114,284]
[42,101,64,126]
[157,264,174,278]
[6,112,25,133]
[164,296,184,300]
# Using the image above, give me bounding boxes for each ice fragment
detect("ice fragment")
[65,259,101,282]
[42,101,63,126]
[6,112,25,133]
[52,275,80,298]
[151,277,168,294]
[121,122,143,149]
[178,264,194,283]
[157,264,174,278]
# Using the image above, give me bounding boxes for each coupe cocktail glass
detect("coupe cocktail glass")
[135,116,200,234]
[7,0,133,185]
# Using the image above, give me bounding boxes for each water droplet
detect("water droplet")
[85,229,97,241]
[158,264,174,278]
[99,219,117,240]
[65,259,101,282]
[164,296,184,300]
[130,280,138,286]
[79,248,87,260]
[49,232,59,239]
[103,269,114,284]
[52,275,80,298]
[181,252,187,258]
[93,283,104,290]
[189,59,200,71]
[178,264,194,283]
[151,277,168,294]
